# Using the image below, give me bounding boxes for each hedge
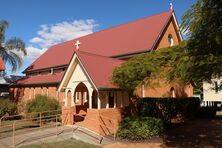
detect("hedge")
[0,98,17,117]
[117,116,164,140]
[138,97,200,123]
[25,95,61,118]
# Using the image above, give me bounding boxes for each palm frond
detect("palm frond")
[5,37,27,55]
[0,20,9,44]
[0,47,18,71]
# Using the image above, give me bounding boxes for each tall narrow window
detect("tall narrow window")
[168,34,174,46]
[170,87,176,98]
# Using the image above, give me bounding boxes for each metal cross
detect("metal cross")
[170,3,173,10]
[75,40,81,50]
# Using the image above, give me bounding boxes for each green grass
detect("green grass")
[19,138,100,148]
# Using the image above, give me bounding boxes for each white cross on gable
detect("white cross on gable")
[75,40,81,50]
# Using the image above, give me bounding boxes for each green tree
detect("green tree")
[0,20,27,72]
[112,0,222,94]
[112,43,187,93]
[180,0,222,83]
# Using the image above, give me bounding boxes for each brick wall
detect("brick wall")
[155,17,181,50]
[10,86,64,106]
[73,108,123,136]
[136,79,193,98]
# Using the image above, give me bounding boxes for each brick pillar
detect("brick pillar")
[62,106,75,125]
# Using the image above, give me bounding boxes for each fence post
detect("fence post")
[39,112,42,127]
[113,121,116,141]
[56,114,58,137]
[12,121,16,148]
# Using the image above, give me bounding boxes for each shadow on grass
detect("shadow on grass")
[162,118,222,147]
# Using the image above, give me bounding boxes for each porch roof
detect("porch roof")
[76,51,124,89]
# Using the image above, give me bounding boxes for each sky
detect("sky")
[0,0,196,75]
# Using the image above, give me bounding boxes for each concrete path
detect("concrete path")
[0,125,114,148]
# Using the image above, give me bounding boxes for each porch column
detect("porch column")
[106,92,109,109]
[97,92,101,109]
[121,92,124,108]
[88,89,93,109]
[114,92,117,108]
[142,84,145,97]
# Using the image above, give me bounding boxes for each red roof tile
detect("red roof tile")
[16,72,64,85]
[77,51,124,88]
[0,57,5,71]
[25,10,173,72]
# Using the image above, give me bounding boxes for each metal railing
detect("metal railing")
[0,109,70,148]
[0,108,118,147]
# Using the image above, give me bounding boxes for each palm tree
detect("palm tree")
[0,20,27,72]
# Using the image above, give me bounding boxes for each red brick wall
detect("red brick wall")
[136,79,193,98]
[10,86,64,106]
[62,106,75,125]
[75,108,123,136]
[155,18,181,50]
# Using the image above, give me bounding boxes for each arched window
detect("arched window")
[67,90,72,107]
[170,87,176,98]
[168,34,174,46]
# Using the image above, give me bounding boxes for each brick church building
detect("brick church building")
[10,9,193,135]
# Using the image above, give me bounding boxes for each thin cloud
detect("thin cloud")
[25,19,98,62]
[25,46,47,62]
[30,19,99,48]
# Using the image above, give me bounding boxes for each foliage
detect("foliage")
[138,97,200,123]
[117,116,164,140]
[0,98,17,117]
[112,0,222,93]
[0,20,27,71]
[180,0,222,83]
[25,95,61,117]
[112,43,187,92]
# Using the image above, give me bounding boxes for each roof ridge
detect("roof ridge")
[52,10,173,48]
[77,50,124,61]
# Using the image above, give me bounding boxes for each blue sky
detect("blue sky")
[0,0,196,75]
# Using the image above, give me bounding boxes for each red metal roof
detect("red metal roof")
[15,72,64,85]
[0,57,5,71]
[76,51,124,88]
[16,52,123,88]
[25,10,173,72]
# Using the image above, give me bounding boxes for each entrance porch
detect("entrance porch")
[61,82,129,135]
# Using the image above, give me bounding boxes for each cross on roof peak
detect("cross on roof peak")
[75,40,81,50]
[170,3,173,10]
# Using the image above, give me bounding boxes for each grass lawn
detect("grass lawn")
[19,138,101,148]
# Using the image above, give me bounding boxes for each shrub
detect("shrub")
[25,95,61,118]
[117,117,164,140]
[0,98,17,117]
[138,97,200,123]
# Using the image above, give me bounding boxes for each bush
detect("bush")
[25,95,61,118]
[0,98,17,117]
[117,117,164,140]
[138,97,200,123]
